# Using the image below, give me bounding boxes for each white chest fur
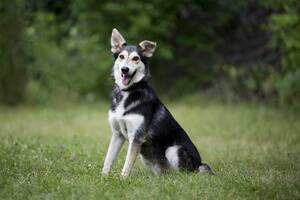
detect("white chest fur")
[108,92,144,141]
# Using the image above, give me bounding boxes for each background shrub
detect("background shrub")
[0,0,299,108]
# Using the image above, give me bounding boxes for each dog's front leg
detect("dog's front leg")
[121,139,141,178]
[102,133,125,176]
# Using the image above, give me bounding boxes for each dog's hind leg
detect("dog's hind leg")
[165,145,181,170]
[102,133,125,175]
[121,139,141,178]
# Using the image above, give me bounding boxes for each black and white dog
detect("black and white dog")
[102,29,211,177]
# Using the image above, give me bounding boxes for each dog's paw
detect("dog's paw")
[198,163,213,174]
[120,171,129,178]
[101,169,110,176]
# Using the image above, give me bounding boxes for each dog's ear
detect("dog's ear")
[139,40,157,57]
[111,28,126,53]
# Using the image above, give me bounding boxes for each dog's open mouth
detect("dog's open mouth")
[121,70,136,86]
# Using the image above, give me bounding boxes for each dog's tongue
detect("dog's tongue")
[122,76,130,85]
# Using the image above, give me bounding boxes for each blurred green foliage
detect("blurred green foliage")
[0,0,299,107]
[0,0,27,105]
[266,0,300,107]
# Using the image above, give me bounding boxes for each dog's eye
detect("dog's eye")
[119,55,125,59]
[132,56,139,61]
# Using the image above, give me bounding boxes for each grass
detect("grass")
[0,99,300,200]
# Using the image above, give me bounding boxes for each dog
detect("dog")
[102,28,211,177]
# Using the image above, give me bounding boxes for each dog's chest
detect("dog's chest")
[109,92,144,140]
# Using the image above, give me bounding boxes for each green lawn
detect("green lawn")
[0,100,299,200]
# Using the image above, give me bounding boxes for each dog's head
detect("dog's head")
[110,28,157,89]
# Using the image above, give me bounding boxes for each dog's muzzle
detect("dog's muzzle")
[121,68,136,86]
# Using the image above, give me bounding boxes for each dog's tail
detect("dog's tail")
[198,163,213,174]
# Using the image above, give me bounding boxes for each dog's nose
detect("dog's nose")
[121,67,129,74]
